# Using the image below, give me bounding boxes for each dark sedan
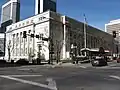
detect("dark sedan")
[91,56,108,66]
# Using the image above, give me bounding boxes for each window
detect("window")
[16,33,19,47]
[28,30,32,41]
[25,48,27,55]
[17,33,19,43]
[20,32,22,43]
[12,34,15,56]
[91,36,93,48]
[21,49,23,55]
[28,30,31,33]
[26,37,27,42]
[22,23,25,26]
[17,48,19,56]
[21,32,23,43]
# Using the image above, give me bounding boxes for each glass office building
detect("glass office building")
[35,0,56,14]
[1,0,20,24]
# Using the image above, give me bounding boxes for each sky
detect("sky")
[0,0,120,31]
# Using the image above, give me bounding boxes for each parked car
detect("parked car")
[91,56,108,66]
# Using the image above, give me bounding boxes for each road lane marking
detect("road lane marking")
[109,75,120,80]
[0,76,57,90]
[3,75,42,77]
[47,78,57,90]
[96,67,120,69]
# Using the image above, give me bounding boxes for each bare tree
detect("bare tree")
[55,40,63,63]
[7,40,11,61]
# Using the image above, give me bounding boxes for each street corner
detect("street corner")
[0,74,58,90]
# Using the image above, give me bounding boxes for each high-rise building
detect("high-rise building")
[35,0,56,15]
[105,19,120,39]
[1,0,20,24]
[105,19,120,34]
[0,0,20,56]
[105,19,120,45]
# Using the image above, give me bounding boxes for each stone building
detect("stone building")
[5,11,117,62]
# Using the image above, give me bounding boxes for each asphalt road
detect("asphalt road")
[0,62,120,90]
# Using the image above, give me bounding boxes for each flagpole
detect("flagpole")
[84,14,87,56]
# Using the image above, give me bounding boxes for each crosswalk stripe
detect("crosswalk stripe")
[109,75,120,80]
[0,75,57,90]
[7,75,42,77]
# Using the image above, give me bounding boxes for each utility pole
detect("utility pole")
[83,14,87,56]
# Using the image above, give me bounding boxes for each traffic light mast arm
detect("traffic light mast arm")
[22,31,49,41]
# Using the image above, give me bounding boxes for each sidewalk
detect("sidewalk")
[42,62,92,68]
[19,61,93,68]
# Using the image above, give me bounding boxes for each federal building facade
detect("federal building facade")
[4,0,118,62]
[5,10,117,62]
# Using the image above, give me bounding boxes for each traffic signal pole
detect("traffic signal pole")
[112,31,119,58]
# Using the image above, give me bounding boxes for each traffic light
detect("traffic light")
[113,31,116,38]
[36,35,39,38]
[23,31,27,38]
[31,34,34,38]
[42,38,49,41]
[40,34,43,40]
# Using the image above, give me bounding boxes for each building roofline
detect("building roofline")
[0,33,5,38]
[2,0,19,8]
[6,10,110,37]
[6,10,51,31]
[106,19,120,26]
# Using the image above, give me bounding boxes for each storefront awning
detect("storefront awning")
[81,48,110,53]
[80,48,90,51]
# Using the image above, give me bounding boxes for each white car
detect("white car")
[0,56,4,60]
